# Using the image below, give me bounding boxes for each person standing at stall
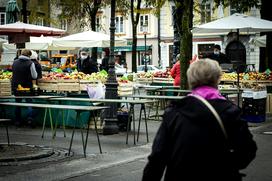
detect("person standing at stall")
[12,49,38,126]
[101,48,109,72]
[77,48,98,74]
[170,54,181,87]
[30,50,42,86]
[207,44,230,64]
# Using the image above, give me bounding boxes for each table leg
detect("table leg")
[41,108,48,138]
[78,112,85,157]
[132,105,136,145]
[84,111,102,156]
[48,108,54,138]
[62,110,66,137]
[68,111,80,156]
[126,105,133,144]
[6,125,10,146]
[143,104,149,142]
[137,104,143,142]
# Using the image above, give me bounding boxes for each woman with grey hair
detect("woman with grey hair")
[143,59,257,181]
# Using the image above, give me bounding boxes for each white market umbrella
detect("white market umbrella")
[25,35,75,50]
[192,13,272,35]
[249,35,266,47]
[0,21,65,36]
[52,30,127,48]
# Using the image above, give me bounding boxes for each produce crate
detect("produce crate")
[153,77,174,84]
[38,79,58,92]
[52,79,79,93]
[137,78,153,84]
[0,80,12,96]
[79,80,101,91]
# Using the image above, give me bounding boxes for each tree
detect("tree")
[130,0,142,73]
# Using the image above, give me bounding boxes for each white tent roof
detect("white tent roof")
[193,13,272,35]
[249,35,266,47]
[52,30,127,48]
[0,22,65,36]
[25,35,75,50]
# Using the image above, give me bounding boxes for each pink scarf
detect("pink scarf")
[189,86,226,100]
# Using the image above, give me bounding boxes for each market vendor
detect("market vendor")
[206,44,230,64]
[76,48,98,74]
[11,49,38,127]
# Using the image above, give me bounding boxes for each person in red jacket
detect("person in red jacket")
[170,54,181,86]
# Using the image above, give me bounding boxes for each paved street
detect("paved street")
[0,113,272,181]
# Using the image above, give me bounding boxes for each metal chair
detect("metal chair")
[0,119,11,145]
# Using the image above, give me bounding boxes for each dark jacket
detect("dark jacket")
[142,96,257,181]
[207,52,230,64]
[12,56,33,92]
[76,56,98,74]
[101,56,109,72]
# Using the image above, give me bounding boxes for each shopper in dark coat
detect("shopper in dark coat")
[100,48,109,72]
[142,58,257,181]
[76,48,98,74]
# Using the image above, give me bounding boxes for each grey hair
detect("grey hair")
[176,54,180,61]
[187,58,222,89]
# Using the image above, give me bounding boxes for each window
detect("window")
[139,15,149,32]
[115,16,124,33]
[60,19,67,30]
[201,2,211,24]
[0,13,6,25]
[96,15,102,32]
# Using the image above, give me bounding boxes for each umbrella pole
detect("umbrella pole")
[237,29,240,41]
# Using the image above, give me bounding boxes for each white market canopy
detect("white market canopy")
[25,35,75,50]
[249,35,266,47]
[192,13,272,35]
[0,22,65,36]
[0,37,7,43]
[52,30,127,48]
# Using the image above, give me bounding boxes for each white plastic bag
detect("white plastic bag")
[86,83,105,99]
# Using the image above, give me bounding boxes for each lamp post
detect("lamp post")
[102,0,119,135]
[143,24,148,72]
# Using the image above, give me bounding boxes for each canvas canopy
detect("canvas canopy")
[192,13,272,35]
[25,35,75,50]
[0,22,65,36]
[249,35,266,47]
[52,30,127,48]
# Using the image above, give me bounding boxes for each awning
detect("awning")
[114,45,152,52]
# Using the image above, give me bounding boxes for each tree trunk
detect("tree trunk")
[89,0,101,62]
[130,0,141,73]
[132,24,138,72]
[179,0,193,89]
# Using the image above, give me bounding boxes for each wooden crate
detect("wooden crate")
[79,80,101,91]
[38,79,58,92]
[0,80,12,96]
[57,82,80,92]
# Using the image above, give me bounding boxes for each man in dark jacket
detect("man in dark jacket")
[142,59,257,181]
[12,49,38,126]
[207,44,230,64]
[100,48,109,72]
[76,48,98,74]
